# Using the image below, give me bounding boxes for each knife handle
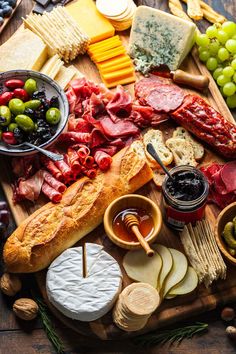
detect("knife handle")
[171,69,210,91]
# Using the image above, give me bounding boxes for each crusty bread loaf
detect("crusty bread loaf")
[3,147,153,273]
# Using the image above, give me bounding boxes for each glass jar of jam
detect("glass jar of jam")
[162,165,209,231]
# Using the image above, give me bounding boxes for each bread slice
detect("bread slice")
[166,138,197,167]
[130,140,146,161]
[143,129,173,168]
[173,127,204,160]
[152,169,166,188]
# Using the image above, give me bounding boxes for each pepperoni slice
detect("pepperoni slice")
[146,84,184,113]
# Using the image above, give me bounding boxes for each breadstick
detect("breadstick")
[181,0,226,23]
[169,0,192,22]
[187,0,203,20]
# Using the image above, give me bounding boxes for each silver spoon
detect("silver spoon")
[146,143,175,182]
[6,141,64,161]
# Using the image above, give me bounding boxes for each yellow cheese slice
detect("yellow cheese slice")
[0,28,48,72]
[102,74,136,88]
[47,59,64,80]
[88,35,120,50]
[88,39,122,56]
[97,54,131,69]
[92,46,126,62]
[55,65,83,89]
[102,67,135,83]
[40,55,60,75]
[66,0,115,44]
[99,62,133,74]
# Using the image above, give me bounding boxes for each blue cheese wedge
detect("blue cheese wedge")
[46,243,122,322]
[129,6,196,74]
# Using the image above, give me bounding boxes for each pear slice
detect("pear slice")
[152,244,173,292]
[165,294,177,300]
[162,248,188,298]
[123,249,162,288]
[168,266,198,296]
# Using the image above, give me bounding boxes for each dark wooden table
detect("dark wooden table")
[1,1,236,353]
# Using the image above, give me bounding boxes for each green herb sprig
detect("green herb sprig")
[133,322,208,347]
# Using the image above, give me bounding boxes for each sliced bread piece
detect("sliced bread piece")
[143,129,173,168]
[173,127,204,160]
[152,169,166,188]
[130,139,146,161]
[166,138,197,167]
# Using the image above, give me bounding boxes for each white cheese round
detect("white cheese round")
[46,243,122,322]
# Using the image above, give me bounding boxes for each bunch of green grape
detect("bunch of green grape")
[196,21,236,109]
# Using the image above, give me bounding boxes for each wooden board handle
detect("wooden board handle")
[172,69,210,91]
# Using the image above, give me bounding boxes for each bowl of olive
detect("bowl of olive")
[215,202,236,266]
[0,69,69,156]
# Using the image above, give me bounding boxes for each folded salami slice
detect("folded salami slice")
[43,171,67,194]
[41,182,62,203]
[94,150,112,171]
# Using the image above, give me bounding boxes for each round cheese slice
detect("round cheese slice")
[46,243,122,322]
[96,0,128,17]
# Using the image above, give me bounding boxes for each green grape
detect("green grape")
[217,74,231,86]
[225,39,236,53]
[223,82,236,96]
[231,58,236,70]
[232,34,236,40]
[233,73,236,83]
[199,50,210,62]
[222,21,236,37]
[198,46,205,54]
[196,33,210,47]
[218,47,230,61]
[213,67,223,80]
[206,25,218,39]
[206,57,218,71]
[217,30,229,44]
[223,66,235,77]
[209,40,220,55]
[226,94,236,108]
[220,86,227,97]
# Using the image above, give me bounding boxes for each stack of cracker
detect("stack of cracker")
[113,283,160,332]
[23,6,89,62]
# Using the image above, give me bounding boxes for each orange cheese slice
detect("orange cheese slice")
[91,46,126,63]
[99,62,133,74]
[88,39,122,56]
[97,54,131,69]
[66,0,115,44]
[102,74,136,88]
[102,67,135,83]
[88,35,120,50]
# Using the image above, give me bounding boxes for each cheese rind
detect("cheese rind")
[129,6,196,73]
[0,29,48,72]
[46,243,122,322]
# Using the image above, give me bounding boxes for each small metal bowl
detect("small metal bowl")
[0,69,69,156]
[215,202,236,266]
[103,194,162,250]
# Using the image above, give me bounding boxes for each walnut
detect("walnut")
[0,273,22,296]
[13,298,39,320]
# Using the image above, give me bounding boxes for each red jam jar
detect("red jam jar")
[162,165,209,231]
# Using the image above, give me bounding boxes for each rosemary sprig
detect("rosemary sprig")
[32,291,65,354]
[133,322,208,347]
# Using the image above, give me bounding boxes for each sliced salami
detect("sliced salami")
[94,150,112,171]
[146,84,184,112]
[41,182,62,203]
[43,171,67,194]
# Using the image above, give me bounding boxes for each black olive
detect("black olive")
[24,108,34,118]
[41,98,50,110]
[32,90,46,100]
[50,96,59,108]
[13,127,24,144]
[2,5,12,17]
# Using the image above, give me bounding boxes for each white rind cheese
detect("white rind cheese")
[129,6,196,73]
[46,243,122,322]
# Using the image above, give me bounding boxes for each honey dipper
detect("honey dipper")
[124,214,155,257]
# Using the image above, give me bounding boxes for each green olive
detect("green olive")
[24,78,38,95]
[8,123,18,132]
[24,99,41,110]
[15,114,35,132]
[8,98,25,115]
[0,106,11,126]
[222,222,236,249]
[46,107,61,125]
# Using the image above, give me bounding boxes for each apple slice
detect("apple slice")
[162,248,188,298]
[168,266,198,296]
[152,244,173,292]
[123,249,162,288]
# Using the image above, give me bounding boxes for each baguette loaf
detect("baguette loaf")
[3,147,153,273]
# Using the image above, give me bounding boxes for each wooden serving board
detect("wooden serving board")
[1,29,236,340]
[0,0,23,35]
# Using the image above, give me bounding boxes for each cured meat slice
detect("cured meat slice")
[146,84,184,113]
[90,128,107,148]
[106,85,132,121]
[68,116,92,133]
[99,116,139,138]
[54,159,72,182]
[41,182,62,203]
[94,150,112,171]
[77,145,90,159]
[15,170,45,202]
[135,75,172,100]
[59,132,91,144]
[213,170,228,195]
[40,157,63,182]
[220,161,236,193]
[66,148,81,173]
[43,171,67,194]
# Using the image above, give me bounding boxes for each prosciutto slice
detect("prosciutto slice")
[106,85,132,122]
[99,116,139,138]
[42,171,67,193]
[59,132,91,144]
[94,150,112,171]
[40,157,63,181]
[15,170,45,202]
[220,161,236,193]
[41,182,62,203]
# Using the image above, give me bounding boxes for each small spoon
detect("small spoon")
[146,143,174,182]
[5,141,64,161]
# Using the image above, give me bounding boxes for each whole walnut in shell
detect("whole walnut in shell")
[13,298,39,320]
[0,273,22,296]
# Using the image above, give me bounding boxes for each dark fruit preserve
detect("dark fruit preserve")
[112,207,154,242]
